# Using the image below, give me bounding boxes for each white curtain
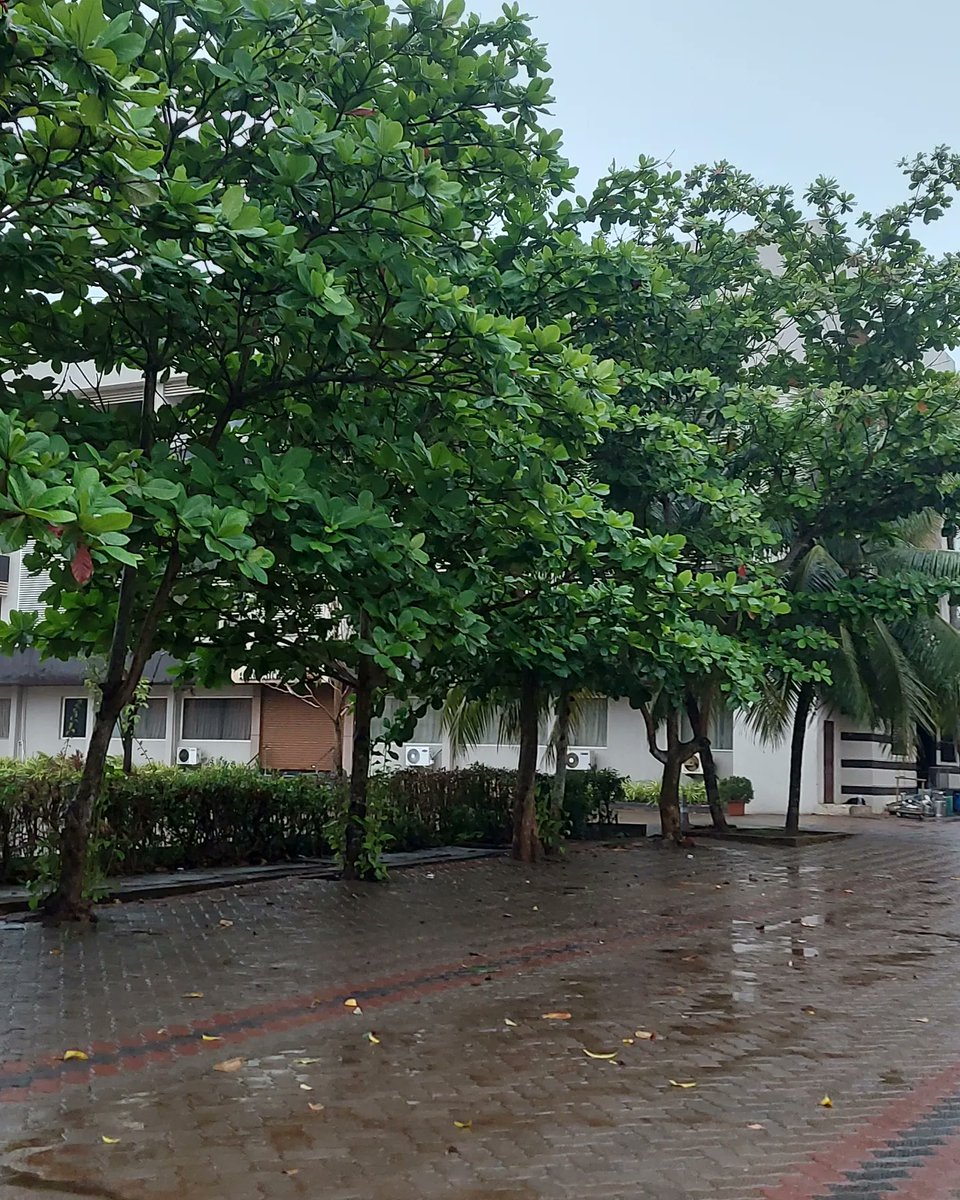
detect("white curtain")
[0,698,10,739]
[182,698,251,740]
[570,698,608,747]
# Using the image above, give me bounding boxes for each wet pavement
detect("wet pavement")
[4,817,960,1198]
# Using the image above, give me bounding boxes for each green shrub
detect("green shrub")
[718,775,754,804]
[623,779,707,806]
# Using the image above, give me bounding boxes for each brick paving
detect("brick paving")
[4,819,960,1197]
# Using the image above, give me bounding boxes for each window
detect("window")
[680,705,734,750]
[570,698,608,747]
[476,706,552,746]
[182,698,251,740]
[114,698,167,741]
[0,698,10,739]
[62,697,89,739]
[373,698,443,744]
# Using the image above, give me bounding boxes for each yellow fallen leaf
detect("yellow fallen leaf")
[820,1095,833,1108]
[63,1050,89,1062]
[213,1058,245,1073]
[183,992,204,999]
[307,1102,325,1113]
[542,1012,572,1021]
[669,1080,697,1089]
[344,998,359,1008]
[295,1058,322,1065]
[101,1136,120,1145]
[366,1032,380,1044]
[504,1018,518,1027]
[201,1034,222,1042]
[634,1030,656,1041]
[453,1121,472,1130]
[801,1007,817,1016]
[583,1050,618,1060]
[299,1083,313,1091]
[622,1038,634,1045]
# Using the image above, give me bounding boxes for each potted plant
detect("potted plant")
[718,775,753,818]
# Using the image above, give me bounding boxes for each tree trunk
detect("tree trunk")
[512,673,543,863]
[121,725,134,775]
[685,695,728,832]
[658,753,684,845]
[342,658,374,880]
[786,683,813,834]
[548,689,573,848]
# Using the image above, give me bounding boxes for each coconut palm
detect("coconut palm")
[749,510,960,832]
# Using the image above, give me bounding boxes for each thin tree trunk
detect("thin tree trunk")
[685,695,728,832]
[786,683,813,834]
[121,725,134,775]
[512,673,543,863]
[658,712,685,845]
[343,658,374,880]
[548,689,573,849]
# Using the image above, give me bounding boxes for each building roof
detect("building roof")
[0,650,179,687]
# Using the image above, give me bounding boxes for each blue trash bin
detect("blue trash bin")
[953,791,960,815]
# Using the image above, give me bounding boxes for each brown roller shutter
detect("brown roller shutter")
[259,686,339,771]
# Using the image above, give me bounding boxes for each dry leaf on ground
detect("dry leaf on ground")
[801,1006,817,1016]
[295,1058,322,1065]
[63,1050,89,1062]
[820,1095,833,1108]
[299,1084,313,1091]
[634,1030,656,1041]
[366,1032,380,1044]
[307,1102,325,1113]
[669,1080,697,1089]
[747,1123,764,1130]
[344,998,359,1008]
[218,919,233,928]
[214,1058,245,1073]
[453,1121,472,1130]
[622,1038,634,1045]
[542,1012,572,1021]
[283,1169,299,1176]
[201,1034,222,1042]
[583,1050,618,1060]
[504,1018,518,1027]
[182,992,204,999]
[101,1136,120,1144]
[915,1017,930,1024]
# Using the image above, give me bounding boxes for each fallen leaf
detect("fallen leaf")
[583,1049,619,1060]
[101,1135,120,1145]
[307,1102,325,1113]
[542,1012,572,1021]
[504,1018,518,1027]
[366,1032,380,1044]
[295,1058,322,1065]
[634,1030,656,1041]
[283,1169,299,1176]
[820,1095,833,1108]
[299,1083,313,1091]
[63,1050,89,1062]
[747,1123,764,1130]
[218,919,233,928]
[914,1017,930,1024]
[801,1007,817,1016]
[213,1058,245,1073]
[453,1120,472,1130]
[201,1034,222,1042]
[344,998,359,1008]
[182,992,204,999]
[669,1080,697,1089]
[622,1038,635,1045]
[49,948,62,957]
[680,955,698,962]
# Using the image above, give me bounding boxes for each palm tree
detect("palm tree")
[750,511,960,832]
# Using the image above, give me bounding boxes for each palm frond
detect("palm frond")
[744,673,796,746]
[871,548,960,581]
[862,619,935,750]
[791,543,847,593]
[887,508,944,551]
[822,624,871,720]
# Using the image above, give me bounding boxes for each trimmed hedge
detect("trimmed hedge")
[0,757,627,882]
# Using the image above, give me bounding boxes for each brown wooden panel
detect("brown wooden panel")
[259,686,339,772]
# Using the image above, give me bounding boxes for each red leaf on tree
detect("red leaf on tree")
[47,524,65,538]
[737,565,748,578]
[348,107,376,117]
[71,543,93,585]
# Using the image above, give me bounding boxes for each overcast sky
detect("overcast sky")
[469,0,960,254]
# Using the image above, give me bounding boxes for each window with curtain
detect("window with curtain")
[477,706,552,746]
[0,698,10,740]
[114,698,167,740]
[570,698,608,747]
[61,697,88,738]
[710,705,734,751]
[182,698,251,740]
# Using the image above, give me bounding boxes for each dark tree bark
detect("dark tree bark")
[342,656,374,880]
[657,711,685,844]
[786,683,814,834]
[121,725,134,775]
[548,688,573,849]
[685,695,728,832]
[511,673,543,863]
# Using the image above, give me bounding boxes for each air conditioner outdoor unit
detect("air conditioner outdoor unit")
[565,749,593,771]
[682,754,702,775]
[403,744,435,768]
[178,746,201,766]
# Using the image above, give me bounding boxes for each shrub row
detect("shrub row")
[0,757,627,882]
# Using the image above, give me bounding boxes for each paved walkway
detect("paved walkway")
[4,816,960,1198]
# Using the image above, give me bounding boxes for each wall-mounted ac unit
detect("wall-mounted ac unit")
[565,749,593,771]
[178,746,201,766]
[682,754,702,775]
[403,744,435,768]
